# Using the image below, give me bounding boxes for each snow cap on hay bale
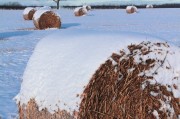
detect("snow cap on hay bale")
[78,42,180,119]
[126,6,138,14]
[146,4,154,8]
[83,5,91,11]
[33,10,61,30]
[23,7,36,20]
[74,7,87,16]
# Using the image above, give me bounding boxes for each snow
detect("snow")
[1,8,180,118]
[0,10,57,118]
[35,6,51,10]
[152,110,159,119]
[146,4,153,8]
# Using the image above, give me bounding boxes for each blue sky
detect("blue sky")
[0,0,180,6]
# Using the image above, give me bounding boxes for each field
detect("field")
[0,8,180,118]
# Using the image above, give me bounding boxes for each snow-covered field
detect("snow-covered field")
[1,8,180,118]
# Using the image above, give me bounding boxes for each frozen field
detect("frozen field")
[0,8,180,118]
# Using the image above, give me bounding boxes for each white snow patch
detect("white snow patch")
[150,91,159,97]
[36,6,51,10]
[152,110,159,119]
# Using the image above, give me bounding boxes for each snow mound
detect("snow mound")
[15,30,180,115]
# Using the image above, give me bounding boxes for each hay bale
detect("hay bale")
[126,6,138,14]
[74,7,87,16]
[23,7,36,20]
[146,4,154,8]
[18,99,74,119]
[33,10,61,30]
[78,42,180,119]
[83,5,91,11]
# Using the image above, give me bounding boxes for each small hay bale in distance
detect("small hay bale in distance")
[78,42,180,119]
[74,7,87,16]
[83,5,91,11]
[23,7,36,20]
[33,10,61,30]
[126,6,138,14]
[146,4,154,8]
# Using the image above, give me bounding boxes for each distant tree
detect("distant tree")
[53,0,60,9]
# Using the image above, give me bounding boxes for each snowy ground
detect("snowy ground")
[1,8,180,118]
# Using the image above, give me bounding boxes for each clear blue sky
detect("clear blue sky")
[0,0,180,6]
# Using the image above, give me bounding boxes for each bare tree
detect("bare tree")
[53,0,60,9]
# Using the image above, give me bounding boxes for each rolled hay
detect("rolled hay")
[146,4,154,8]
[78,42,180,119]
[74,7,87,16]
[18,99,74,119]
[33,10,61,30]
[23,7,36,20]
[83,5,91,11]
[126,6,138,14]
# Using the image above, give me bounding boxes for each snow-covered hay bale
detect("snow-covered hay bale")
[83,5,91,11]
[74,7,87,16]
[146,4,154,8]
[126,6,138,14]
[23,7,36,20]
[14,30,180,119]
[78,42,180,119]
[33,10,61,30]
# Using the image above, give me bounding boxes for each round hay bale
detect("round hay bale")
[23,7,36,20]
[83,5,91,11]
[78,42,180,119]
[146,4,154,8]
[33,10,61,30]
[126,6,138,14]
[74,7,87,17]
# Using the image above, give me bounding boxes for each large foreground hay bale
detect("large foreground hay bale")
[18,99,74,119]
[33,10,61,30]
[74,7,87,16]
[78,42,180,119]
[126,6,138,14]
[23,7,36,20]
